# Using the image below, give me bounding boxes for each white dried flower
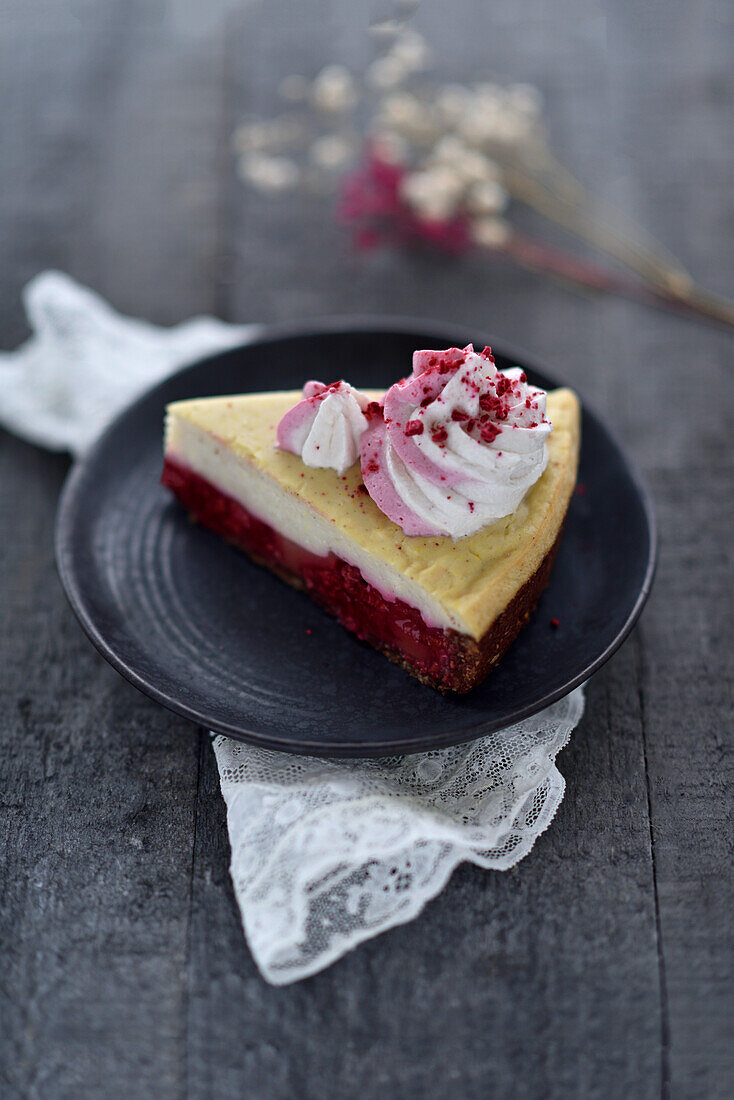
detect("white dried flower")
[428,134,467,163]
[430,137,501,186]
[506,82,544,117]
[311,64,358,113]
[232,117,302,154]
[309,134,355,171]
[378,91,420,128]
[377,92,437,142]
[456,103,494,146]
[390,28,431,72]
[367,55,408,91]
[231,121,276,154]
[495,110,536,145]
[371,129,410,164]
[435,84,472,126]
[461,150,502,184]
[471,216,511,249]
[474,82,503,106]
[458,97,533,148]
[278,74,310,103]
[466,179,508,215]
[401,166,465,222]
[238,153,299,192]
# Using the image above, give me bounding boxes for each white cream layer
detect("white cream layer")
[165,414,463,632]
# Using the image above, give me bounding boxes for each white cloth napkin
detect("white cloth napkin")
[1,272,585,984]
[0,271,254,455]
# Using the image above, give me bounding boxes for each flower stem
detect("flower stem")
[501,233,734,331]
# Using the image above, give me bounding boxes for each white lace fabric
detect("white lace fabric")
[215,690,584,984]
[2,272,586,984]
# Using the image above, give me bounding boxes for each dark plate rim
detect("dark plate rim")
[55,316,658,756]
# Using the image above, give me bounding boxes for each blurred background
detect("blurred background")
[4,1,733,369]
[4,0,734,466]
[2,2,733,1097]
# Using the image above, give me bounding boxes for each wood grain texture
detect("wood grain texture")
[0,1,225,1096]
[1,0,732,1096]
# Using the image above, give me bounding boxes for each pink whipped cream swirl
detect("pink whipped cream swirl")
[276,345,552,539]
[360,345,552,538]
[277,380,381,477]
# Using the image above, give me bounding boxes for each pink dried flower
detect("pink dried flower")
[339,151,472,254]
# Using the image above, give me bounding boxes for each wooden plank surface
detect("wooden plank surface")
[1,1,732,1097]
[0,1,224,1095]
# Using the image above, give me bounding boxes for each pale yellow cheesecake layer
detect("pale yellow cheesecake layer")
[165,388,580,639]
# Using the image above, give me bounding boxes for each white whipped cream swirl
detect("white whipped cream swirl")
[276,380,373,476]
[360,345,552,538]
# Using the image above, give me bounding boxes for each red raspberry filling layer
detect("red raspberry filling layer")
[161,456,470,689]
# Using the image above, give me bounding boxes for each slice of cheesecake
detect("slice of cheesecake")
[162,387,580,692]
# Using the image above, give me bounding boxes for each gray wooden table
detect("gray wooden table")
[2,2,732,1097]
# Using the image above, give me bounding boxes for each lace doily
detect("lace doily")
[215,689,584,984]
[2,271,586,984]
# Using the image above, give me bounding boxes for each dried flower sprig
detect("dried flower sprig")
[232,23,734,331]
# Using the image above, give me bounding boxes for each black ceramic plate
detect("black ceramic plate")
[56,319,656,756]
